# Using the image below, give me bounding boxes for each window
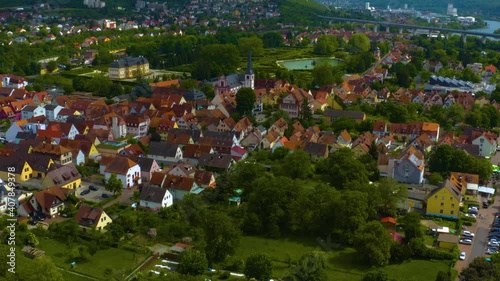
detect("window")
[452,204,455,207]
[440,209,443,214]
[451,211,454,215]
[441,196,445,200]
[450,197,453,200]
[435,195,438,199]
[440,202,444,206]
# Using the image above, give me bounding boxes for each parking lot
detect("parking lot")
[76,182,111,202]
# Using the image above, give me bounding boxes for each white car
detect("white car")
[460,239,473,245]
[459,252,466,260]
[465,214,477,218]
[150,270,160,275]
[489,241,500,247]
[463,231,475,237]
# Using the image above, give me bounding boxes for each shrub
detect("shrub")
[219,271,231,280]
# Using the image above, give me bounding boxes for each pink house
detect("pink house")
[135,157,161,182]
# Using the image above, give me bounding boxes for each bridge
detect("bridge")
[317,15,500,42]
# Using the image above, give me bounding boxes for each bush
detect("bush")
[463,221,473,226]
[219,271,231,280]
[424,248,455,260]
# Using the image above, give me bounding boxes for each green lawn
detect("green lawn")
[38,238,146,279]
[236,235,453,281]
[59,270,94,281]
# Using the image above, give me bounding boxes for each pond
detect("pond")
[277,58,341,70]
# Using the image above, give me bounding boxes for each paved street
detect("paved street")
[455,152,500,273]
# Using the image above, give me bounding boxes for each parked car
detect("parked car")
[89,185,99,191]
[150,270,160,275]
[491,238,499,243]
[486,248,498,255]
[469,210,478,215]
[465,214,476,218]
[102,193,110,198]
[80,189,90,196]
[463,230,475,237]
[483,202,490,208]
[460,239,473,245]
[489,241,500,247]
[459,252,466,260]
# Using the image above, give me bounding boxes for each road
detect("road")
[455,152,500,273]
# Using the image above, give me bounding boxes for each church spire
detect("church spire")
[246,49,254,75]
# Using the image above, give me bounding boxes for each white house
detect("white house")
[21,105,46,120]
[44,104,64,121]
[472,134,497,157]
[103,156,142,188]
[139,185,173,209]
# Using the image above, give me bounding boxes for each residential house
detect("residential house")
[279,89,311,118]
[32,143,72,165]
[303,142,329,161]
[41,163,82,189]
[0,158,32,182]
[198,153,234,171]
[75,205,112,231]
[124,114,149,137]
[387,145,425,184]
[372,120,389,137]
[426,180,461,219]
[269,118,288,137]
[147,142,183,164]
[162,174,203,201]
[21,105,46,120]
[134,157,161,182]
[182,144,214,165]
[24,186,67,219]
[337,130,352,148]
[59,139,100,162]
[472,132,497,157]
[323,109,366,124]
[43,104,64,121]
[103,156,142,188]
[139,185,173,209]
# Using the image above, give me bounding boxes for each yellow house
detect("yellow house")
[108,56,150,79]
[76,205,112,231]
[41,163,82,189]
[326,95,343,109]
[426,180,461,219]
[0,161,33,182]
[30,157,55,179]
[437,233,459,249]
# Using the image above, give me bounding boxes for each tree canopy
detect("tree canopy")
[244,253,273,281]
[236,87,257,115]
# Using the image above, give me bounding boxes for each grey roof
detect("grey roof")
[21,105,37,112]
[43,104,58,111]
[135,157,156,171]
[110,56,148,68]
[323,109,365,119]
[303,142,328,156]
[140,185,167,204]
[15,132,37,140]
[198,153,232,169]
[203,131,233,140]
[184,88,206,101]
[148,141,180,158]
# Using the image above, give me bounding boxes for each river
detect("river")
[470,20,500,34]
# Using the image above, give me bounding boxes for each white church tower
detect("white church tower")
[244,50,254,89]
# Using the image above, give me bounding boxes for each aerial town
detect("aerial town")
[0,0,500,281]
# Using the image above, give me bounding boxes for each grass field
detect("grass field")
[236,235,454,281]
[38,238,146,279]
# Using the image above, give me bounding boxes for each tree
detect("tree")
[401,212,423,242]
[320,148,369,189]
[314,35,338,55]
[348,34,371,53]
[238,36,264,56]
[336,190,370,242]
[299,99,313,124]
[354,221,393,266]
[200,83,215,100]
[105,174,123,195]
[262,32,283,48]
[236,87,256,115]
[192,44,239,79]
[362,270,390,281]
[203,210,240,263]
[274,149,312,180]
[373,178,408,215]
[46,60,58,73]
[178,250,208,276]
[293,251,328,281]
[460,257,499,281]
[428,172,444,186]
[25,232,39,247]
[312,63,334,87]
[132,79,152,98]
[244,253,273,281]
[435,271,451,281]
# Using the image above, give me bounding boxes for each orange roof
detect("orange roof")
[150,79,180,88]
[380,216,397,225]
[422,122,439,132]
